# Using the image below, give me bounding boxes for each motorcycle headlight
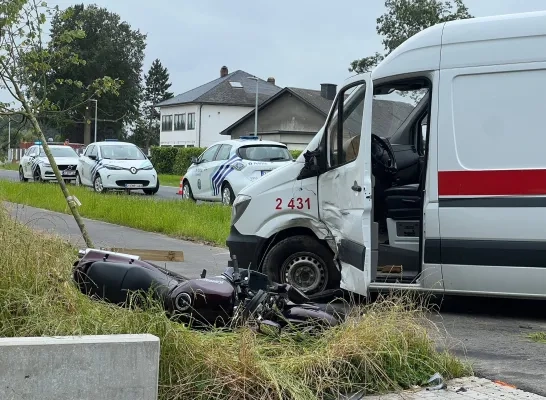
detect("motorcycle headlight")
[231,194,251,225]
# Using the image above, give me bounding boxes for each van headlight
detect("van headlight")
[231,194,251,225]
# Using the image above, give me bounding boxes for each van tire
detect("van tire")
[262,235,340,295]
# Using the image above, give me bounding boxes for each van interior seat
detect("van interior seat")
[383,184,421,220]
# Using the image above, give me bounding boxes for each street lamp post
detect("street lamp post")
[7,116,11,162]
[247,76,259,136]
[89,99,98,142]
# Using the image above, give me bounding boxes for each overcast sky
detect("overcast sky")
[8,0,546,99]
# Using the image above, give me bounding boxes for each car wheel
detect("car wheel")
[182,180,195,201]
[19,167,28,182]
[93,174,106,193]
[262,235,340,295]
[33,167,43,183]
[221,182,235,206]
[143,178,160,196]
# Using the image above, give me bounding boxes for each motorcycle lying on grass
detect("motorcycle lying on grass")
[72,248,350,334]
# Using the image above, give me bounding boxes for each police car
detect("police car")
[19,142,80,183]
[76,140,159,195]
[182,137,293,205]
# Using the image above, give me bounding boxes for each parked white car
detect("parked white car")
[182,137,294,205]
[19,143,80,183]
[76,140,159,195]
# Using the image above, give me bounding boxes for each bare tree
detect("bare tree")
[0,0,122,247]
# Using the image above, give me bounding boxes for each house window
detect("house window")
[188,112,195,130]
[161,115,173,131]
[174,114,186,130]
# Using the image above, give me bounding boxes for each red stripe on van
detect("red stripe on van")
[438,169,546,196]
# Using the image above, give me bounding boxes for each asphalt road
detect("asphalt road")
[3,199,546,396]
[4,202,230,277]
[0,169,182,200]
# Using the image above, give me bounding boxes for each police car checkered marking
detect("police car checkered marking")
[211,154,243,196]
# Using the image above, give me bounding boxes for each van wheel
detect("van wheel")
[262,235,340,295]
[19,167,28,182]
[221,182,235,206]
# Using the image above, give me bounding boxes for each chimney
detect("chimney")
[267,77,276,85]
[220,66,228,77]
[320,83,337,100]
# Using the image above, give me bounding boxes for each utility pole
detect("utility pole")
[247,76,259,136]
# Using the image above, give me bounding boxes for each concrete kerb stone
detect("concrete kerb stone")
[0,334,160,400]
[363,377,546,399]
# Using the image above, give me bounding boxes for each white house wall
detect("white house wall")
[159,104,198,146]
[198,105,252,148]
[160,104,253,148]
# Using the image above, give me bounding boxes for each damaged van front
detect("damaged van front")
[226,74,373,296]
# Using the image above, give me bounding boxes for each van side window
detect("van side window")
[327,83,366,168]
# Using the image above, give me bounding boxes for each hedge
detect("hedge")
[150,146,305,175]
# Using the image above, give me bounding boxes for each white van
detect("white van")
[227,10,546,299]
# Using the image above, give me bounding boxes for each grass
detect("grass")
[159,174,183,187]
[528,332,546,343]
[0,180,231,247]
[0,206,470,399]
[0,162,19,171]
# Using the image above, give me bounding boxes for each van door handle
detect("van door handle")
[351,181,362,192]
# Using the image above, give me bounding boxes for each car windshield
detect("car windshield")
[99,144,146,160]
[237,145,291,162]
[38,147,78,157]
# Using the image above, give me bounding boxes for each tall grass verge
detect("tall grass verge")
[0,206,470,399]
[0,180,230,246]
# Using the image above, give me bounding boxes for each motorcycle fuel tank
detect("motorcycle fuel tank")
[170,276,236,327]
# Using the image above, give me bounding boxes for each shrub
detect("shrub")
[290,150,303,159]
[150,146,178,174]
[173,147,206,176]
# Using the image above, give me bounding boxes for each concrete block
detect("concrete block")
[0,334,160,400]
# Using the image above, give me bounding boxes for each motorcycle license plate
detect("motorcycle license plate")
[125,184,143,188]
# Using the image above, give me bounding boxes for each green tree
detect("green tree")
[45,3,147,145]
[0,0,123,247]
[136,59,173,151]
[349,0,473,73]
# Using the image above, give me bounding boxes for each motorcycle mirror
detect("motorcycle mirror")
[258,320,281,337]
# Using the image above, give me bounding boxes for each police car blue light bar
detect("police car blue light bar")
[104,139,118,141]
[34,141,42,145]
[240,136,259,140]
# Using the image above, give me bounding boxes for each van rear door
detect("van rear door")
[317,75,373,296]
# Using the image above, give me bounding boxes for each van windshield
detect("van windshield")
[237,145,291,162]
[372,88,428,138]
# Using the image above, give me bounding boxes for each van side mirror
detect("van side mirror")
[296,149,321,180]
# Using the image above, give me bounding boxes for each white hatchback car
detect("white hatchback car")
[19,143,80,183]
[76,140,159,195]
[182,137,293,205]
